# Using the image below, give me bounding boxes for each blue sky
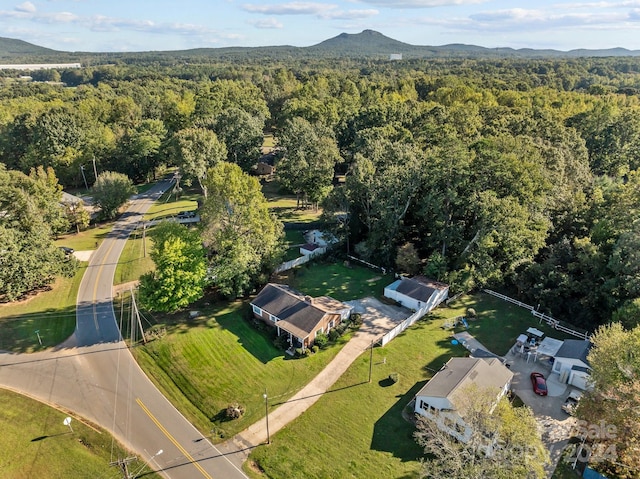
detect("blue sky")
[2,0,640,52]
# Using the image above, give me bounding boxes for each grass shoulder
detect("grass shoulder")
[0,388,160,479]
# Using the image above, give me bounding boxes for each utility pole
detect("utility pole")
[130,288,146,344]
[92,155,98,181]
[142,222,147,257]
[263,388,270,445]
[368,340,373,383]
[80,165,88,190]
[110,456,137,479]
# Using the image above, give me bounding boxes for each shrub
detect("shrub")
[466,307,477,319]
[226,403,246,419]
[295,348,303,357]
[311,345,319,353]
[389,373,399,384]
[314,332,329,349]
[273,335,288,350]
[328,329,340,342]
[350,312,362,325]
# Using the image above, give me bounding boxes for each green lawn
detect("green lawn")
[114,229,155,285]
[262,181,323,224]
[431,293,577,356]
[0,265,86,352]
[247,315,463,479]
[132,300,352,440]
[143,188,200,222]
[0,388,160,479]
[132,262,388,441]
[282,230,305,262]
[286,262,392,301]
[54,224,112,251]
[245,290,580,479]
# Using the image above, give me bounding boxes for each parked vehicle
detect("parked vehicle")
[530,372,548,396]
[562,390,582,414]
[176,210,197,219]
[59,246,74,255]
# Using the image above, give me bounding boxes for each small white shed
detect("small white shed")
[384,276,449,312]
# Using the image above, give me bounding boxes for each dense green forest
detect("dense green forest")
[1,55,640,333]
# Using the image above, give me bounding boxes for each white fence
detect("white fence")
[274,248,326,274]
[483,289,590,340]
[379,306,429,347]
[275,255,312,273]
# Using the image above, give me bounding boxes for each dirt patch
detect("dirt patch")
[113,281,140,295]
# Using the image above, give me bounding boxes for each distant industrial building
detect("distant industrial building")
[0,63,82,71]
[389,53,402,61]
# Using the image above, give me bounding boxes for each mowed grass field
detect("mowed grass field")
[0,388,160,479]
[246,291,573,479]
[262,180,323,224]
[0,220,110,352]
[132,262,387,440]
[247,315,462,479]
[132,301,353,440]
[430,293,577,355]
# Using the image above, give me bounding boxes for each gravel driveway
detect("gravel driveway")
[505,348,578,477]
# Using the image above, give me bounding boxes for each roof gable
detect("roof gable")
[394,276,448,303]
[416,357,513,401]
[251,284,342,338]
[556,340,591,364]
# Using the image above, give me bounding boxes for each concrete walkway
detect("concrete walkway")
[217,297,410,470]
[453,331,489,354]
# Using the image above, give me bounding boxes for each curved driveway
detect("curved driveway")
[0,180,247,479]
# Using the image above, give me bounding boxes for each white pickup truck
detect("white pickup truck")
[561,390,582,415]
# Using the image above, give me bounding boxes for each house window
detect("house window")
[252,305,262,316]
[269,314,277,323]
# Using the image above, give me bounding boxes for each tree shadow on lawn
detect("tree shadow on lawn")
[203,302,282,365]
[370,380,426,462]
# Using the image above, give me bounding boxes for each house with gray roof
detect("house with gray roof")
[250,283,351,351]
[551,339,592,390]
[384,276,449,312]
[414,357,513,444]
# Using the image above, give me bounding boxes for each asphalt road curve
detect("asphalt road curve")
[0,180,248,479]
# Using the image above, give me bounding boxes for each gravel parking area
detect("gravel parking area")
[505,348,578,477]
[346,297,411,338]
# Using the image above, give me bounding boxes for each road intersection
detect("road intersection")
[0,180,248,479]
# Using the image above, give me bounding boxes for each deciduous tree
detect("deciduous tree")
[139,221,207,312]
[201,162,283,298]
[91,171,135,219]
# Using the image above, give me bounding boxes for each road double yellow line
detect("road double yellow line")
[136,398,213,479]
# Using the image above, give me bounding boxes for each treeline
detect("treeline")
[0,57,639,330]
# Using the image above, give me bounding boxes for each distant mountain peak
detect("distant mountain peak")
[309,30,412,55]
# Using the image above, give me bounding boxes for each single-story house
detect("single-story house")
[250,283,352,350]
[551,339,592,390]
[299,243,326,257]
[384,276,449,312]
[414,357,513,444]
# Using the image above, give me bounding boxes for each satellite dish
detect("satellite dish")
[63,417,72,426]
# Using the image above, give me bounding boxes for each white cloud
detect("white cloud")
[357,0,487,8]
[554,1,640,7]
[249,17,285,28]
[15,2,36,13]
[242,2,332,15]
[320,8,378,19]
[242,2,378,20]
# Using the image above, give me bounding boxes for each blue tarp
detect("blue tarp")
[584,467,608,479]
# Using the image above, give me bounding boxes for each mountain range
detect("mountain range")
[1,30,640,63]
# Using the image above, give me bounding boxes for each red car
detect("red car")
[530,372,548,396]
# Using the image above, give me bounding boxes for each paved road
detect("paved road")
[0,180,247,479]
